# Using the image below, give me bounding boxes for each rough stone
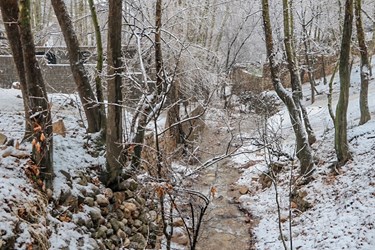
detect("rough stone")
[110,235,121,245]
[238,186,249,195]
[113,192,126,204]
[84,197,95,207]
[116,229,127,240]
[106,228,114,237]
[131,233,147,249]
[0,133,7,144]
[95,225,107,239]
[119,178,138,191]
[123,202,137,213]
[104,188,114,200]
[147,211,158,222]
[123,208,131,219]
[110,218,124,232]
[96,194,109,207]
[101,206,110,216]
[124,190,134,199]
[89,209,102,222]
[134,219,143,228]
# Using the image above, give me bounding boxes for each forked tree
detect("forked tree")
[1,0,54,190]
[262,0,314,176]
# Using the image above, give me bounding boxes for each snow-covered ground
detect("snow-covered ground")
[233,61,375,249]
[1,58,375,249]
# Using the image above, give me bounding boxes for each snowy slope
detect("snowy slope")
[234,61,375,249]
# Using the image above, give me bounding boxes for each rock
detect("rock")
[119,178,138,191]
[134,219,143,228]
[123,238,131,248]
[101,206,110,216]
[238,186,249,195]
[110,235,121,245]
[116,210,124,220]
[124,190,134,199]
[84,197,95,207]
[0,133,7,145]
[110,218,124,232]
[147,211,158,222]
[123,202,137,213]
[136,197,146,206]
[113,192,126,204]
[96,194,109,207]
[123,226,132,235]
[104,188,114,200]
[124,208,131,219]
[77,177,88,186]
[89,209,102,222]
[106,229,114,237]
[116,229,127,240]
[131,233,146,249]
[95,225,107,239]
[52,119,67,137]
[132,209,140,218]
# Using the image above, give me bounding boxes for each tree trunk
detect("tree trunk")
[88,0,106,132]
[0,0,32,139]
[262,0,314,176]
[19,0,54,190]
[282,0,316,145]
[335,0,353,164]
[51,0,101,133]
[355,0,371,125]
[105,0,124,189]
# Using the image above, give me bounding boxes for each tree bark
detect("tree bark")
[262,0,314,176]
[355,0,371,125]
[0,0,32,139]
[335,0,353,164]
[105,0,124,189]
[282,0,316,145]
[88,0,106,132]
[19,0,54,190]
[51,0,101,133]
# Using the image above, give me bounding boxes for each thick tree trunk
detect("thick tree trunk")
[105,0,124,189]
[51,0,101,133]
[335,0,353,164]
[0,1,32,139]
[262,0,314,176]
[355,0,371,125]
[282,0,316,145]
[88,0,106,132]
[19,0,53,190]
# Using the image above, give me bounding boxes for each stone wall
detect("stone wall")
[230,54,338,95]
[0,55,90,93]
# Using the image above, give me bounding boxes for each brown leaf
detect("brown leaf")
[15,140,20,150]
[210,186,217,198]
[40,133,45,142]
[59,213,71,222]
[33,124,42,132]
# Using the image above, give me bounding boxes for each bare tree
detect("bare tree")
[51,0,102,133]
[105,0,124,189]
[262,0,314,176]
[283,0,316,145]
[355,0,371,125]
[335,0,353,164]
[18,0,53,190]
[88,0,106,131]
[0,0,31,139]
